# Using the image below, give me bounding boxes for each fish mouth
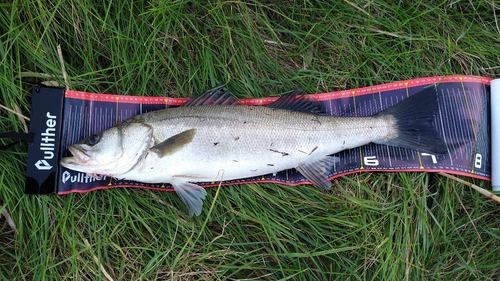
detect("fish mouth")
[60,145,91,166]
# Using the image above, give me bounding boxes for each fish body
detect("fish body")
[121,105,393,183]
[60,86,447,216]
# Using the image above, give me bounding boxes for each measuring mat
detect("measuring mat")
[24,75,493,194]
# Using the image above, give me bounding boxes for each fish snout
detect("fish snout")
[65,145,91,164]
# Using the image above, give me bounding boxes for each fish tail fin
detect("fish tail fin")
[376,87,448,154]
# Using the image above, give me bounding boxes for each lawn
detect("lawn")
[1,0,500,280]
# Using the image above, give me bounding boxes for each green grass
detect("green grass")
[1,0,500,280]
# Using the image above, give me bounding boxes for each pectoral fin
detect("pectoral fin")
[295,156,339,190]
[171,179,207,216]
[150,129,196,157]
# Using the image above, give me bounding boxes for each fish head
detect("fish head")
[60,121,153,177]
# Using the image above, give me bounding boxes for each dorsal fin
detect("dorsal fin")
[267,88,325,114]
[183,84,237,107]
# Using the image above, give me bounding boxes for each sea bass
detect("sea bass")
[60,85,447,216]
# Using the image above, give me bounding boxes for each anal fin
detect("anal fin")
[171,179,207,216]
[295,156,339,190]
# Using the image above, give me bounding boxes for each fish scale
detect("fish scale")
[124,105,393,184]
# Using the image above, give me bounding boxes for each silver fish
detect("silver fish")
[60,86,447,216]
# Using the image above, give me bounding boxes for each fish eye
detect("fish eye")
[85,134,101,146]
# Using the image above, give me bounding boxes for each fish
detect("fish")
[60,85,448,216]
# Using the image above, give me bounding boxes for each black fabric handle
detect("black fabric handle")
[0,132,34,150]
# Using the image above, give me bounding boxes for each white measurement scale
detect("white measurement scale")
[490,79,500,191]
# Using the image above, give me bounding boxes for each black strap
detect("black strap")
[0,132,34,151]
